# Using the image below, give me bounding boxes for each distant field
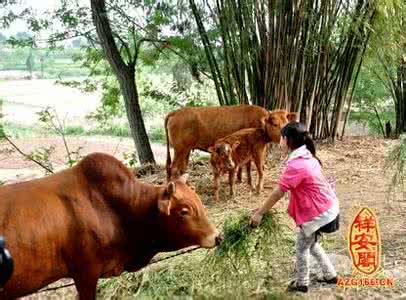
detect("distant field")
[0,47,88,79]
[0,78,100,127]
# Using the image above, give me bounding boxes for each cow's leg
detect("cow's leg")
[246,161,254,191]
[236,166,243,183]
[253,154,264,194]
[228,169,236,198]
[74,274,98,300]
[213,171,221,201]
[171,148,191,179]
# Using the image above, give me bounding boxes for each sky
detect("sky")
[2,0,89,37]
[2,0,58,36]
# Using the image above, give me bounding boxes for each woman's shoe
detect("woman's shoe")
[317,276,337,284]
[286,280,309,293]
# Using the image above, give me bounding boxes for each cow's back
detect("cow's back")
[167,105,268,150]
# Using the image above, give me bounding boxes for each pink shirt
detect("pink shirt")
[278,146,336,225]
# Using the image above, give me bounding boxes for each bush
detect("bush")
[349,109,395,136]
[90,124,130,137]
[64,125,86,135]
[148,126,165,143]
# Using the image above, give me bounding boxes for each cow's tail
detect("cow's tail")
[164,113,172,182]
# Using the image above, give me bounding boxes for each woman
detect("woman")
[250,121,339,293]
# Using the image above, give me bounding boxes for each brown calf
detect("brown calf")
[207,109,296,201]
[208,128,269,201]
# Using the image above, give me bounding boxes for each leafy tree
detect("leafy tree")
[368,0,406,137]
[1,0,199,164]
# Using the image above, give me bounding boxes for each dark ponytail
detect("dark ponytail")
[281,121,322,165]
[303,132,322,166]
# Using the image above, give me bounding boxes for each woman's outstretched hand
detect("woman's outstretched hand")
[249,208,263,227]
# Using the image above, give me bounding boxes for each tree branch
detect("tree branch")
[2,135,54,174]
[373,105,385,137]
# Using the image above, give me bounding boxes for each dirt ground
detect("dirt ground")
[1,136,405,299]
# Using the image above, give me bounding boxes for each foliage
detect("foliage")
[384,134,406,201]
[350,110,394,136]
[351,65,394,136]
[37,107,83,167]
[122,151,138,168]
[367,0,406,135]
[27,145,55,175]
[97,209,296,299]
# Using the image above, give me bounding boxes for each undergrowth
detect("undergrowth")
[384,134,406,203]
[97,209,297,299]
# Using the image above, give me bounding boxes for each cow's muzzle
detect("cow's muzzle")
[215,233,224,245]
[224,160,235,171]
[200,229,222,248]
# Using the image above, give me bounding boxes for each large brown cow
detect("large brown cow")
[0,153,220,300]
[164,105,296,181]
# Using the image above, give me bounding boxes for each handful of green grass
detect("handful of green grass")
[206,209,290,267]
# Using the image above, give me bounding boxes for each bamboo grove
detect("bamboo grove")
[189,0,376,140]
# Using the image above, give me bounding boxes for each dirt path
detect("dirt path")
[1,136,405,299]
[305,137,406,299]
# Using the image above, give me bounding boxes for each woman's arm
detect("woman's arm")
[250,187,285,226]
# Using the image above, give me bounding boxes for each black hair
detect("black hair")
[280,121,322,165]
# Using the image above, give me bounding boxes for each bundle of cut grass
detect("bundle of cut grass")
[205,209,294,268]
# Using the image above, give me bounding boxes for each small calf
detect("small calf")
[208,128,269,201]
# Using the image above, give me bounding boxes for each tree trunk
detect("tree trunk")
[121,69,155,164]
[396,58,406,135]
[90,0,155,164]
[373,105,385,137]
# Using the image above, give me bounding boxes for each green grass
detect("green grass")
[97,209,298,299]
[1,122,165,143]
[1,122,45,138]
[64,125,87,135]
[88,125,131,138]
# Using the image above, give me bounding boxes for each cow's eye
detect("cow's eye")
[179,208,189,216]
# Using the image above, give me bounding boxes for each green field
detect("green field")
[0,47,88,79]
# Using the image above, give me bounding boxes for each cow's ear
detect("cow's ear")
[159,182,175,216]
[178,173,189,184]
[232,141,240,151]
[208,146,215,153]
[287,112,298,122]
[167,181,176,195]
[158,199,171,216]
